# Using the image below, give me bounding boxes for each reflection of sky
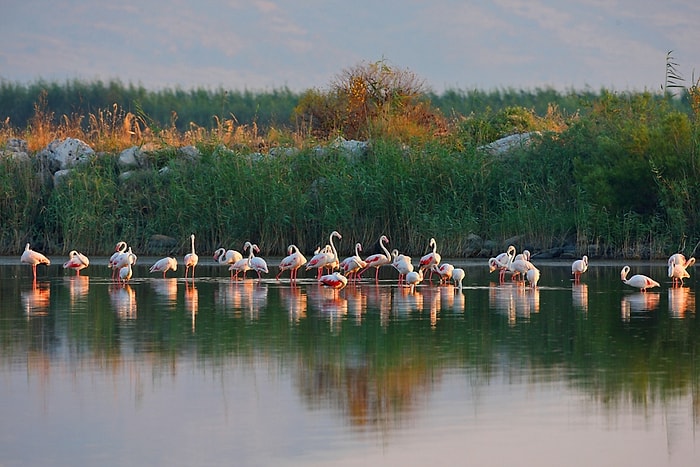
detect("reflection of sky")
[2,360,696,467]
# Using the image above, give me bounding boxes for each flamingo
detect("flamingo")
[184,234,198,279]
[405,267,425,293]
[667,253,695,287]
[509,257,537,281]
[621,265,660,292]
[21,243,50,281]
[319,271,348,290]
[149,257,178,278]
[452,268,465,290]
[229,242,255,280]
[119,251,137,285]
[432,262,454,285]
[213,247,243,278]
[306,231,342,279]
[526,267,541,288]
[392,249,414,285]
[248,244,268,279]
[419,238,441,280]
[109,241,128,279]
[571,255,589,283]
[668,257,690,287]
[340,242,366,283]
[359,235,391,282]
[63,250,89,276]
[489,245,515,282]
[113,246,137,278]
[277,244,307,282]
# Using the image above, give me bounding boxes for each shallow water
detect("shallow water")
[1,258,698,466]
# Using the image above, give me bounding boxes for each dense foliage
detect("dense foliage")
[1,65,699,258]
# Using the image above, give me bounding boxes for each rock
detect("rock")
[38,137,94,173]
[178,145,201,162]
[0,138,30,161]
[147,234,178,254]
[479,132,540,156]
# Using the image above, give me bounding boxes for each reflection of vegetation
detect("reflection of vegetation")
[1,266,699,431]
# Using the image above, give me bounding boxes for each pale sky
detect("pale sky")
[1,0,699,94]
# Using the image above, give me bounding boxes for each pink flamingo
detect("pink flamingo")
[214,247,243,278]
[248,244,268,279]
[392,249,414,285]
[319,271,348,290]
[419,238,441,281]
[63,250,89,276]
[109,241,128,279]
[359,235,391,282]
[277,244,307,282]
[306,231,341,279]
[340,242,366,283]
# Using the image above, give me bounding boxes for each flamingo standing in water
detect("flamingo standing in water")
[229,242,254,280]
[359,235,392,282]
[571,255,589,283]
[667,253,695,287]
[392,249,414,285]
[248,244,268,279]
[184,234,198,279]
[21,243,50,281]
[432,262,454,285]
[63,250,89,276]
[109,241,128,279]
[488,245,516,282]
[340,242,366,283]
[306,231,341,279]
[119,251,137,285]
[150,257,178,278]
[213,247,243,278]
[405,267,425,293]
[452,268,465,291]
[621,265,660,292]
[419,238,441,281]
[277,244,307,282]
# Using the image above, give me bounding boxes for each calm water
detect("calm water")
[1,257,698,467]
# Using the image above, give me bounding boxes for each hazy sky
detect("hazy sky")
[1,0,699,94]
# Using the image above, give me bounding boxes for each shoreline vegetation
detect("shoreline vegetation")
[1,59,699,259]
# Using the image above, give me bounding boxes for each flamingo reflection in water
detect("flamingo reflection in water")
[110,284,137,319]
[279,286,308,323]
[392,286,424,317]
[151,278,178,307]
[620,292,660,322]
[185,282,199,332]
[64,275,89,305]
[215,280,268,320]
[22,282,51,317]
[668,287,695,318]
[572,283,589,314]
[489,282,540,326]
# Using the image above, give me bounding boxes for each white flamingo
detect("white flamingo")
[214,247,243,278]
[229,242,254,280]
[109,241,128,279]
[571,255,589,283]
[119,251,137,285]
[21,243,50,282]
[184,234,198,279]
[149,257,178,278]
[432,262,454,285]
[489,245,516,282]
[667,253,695,287]
[391,249,414,285]
[248,244,268,279]
[405,267,425,293]
[452,268,465,290]
[621,265,660,292]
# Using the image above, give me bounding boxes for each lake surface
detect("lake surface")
[1,257,698,467]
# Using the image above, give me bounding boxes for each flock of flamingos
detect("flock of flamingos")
[18,231,696,292]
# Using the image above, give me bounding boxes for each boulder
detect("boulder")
[479,132,540,156]
[38,137,94,173]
